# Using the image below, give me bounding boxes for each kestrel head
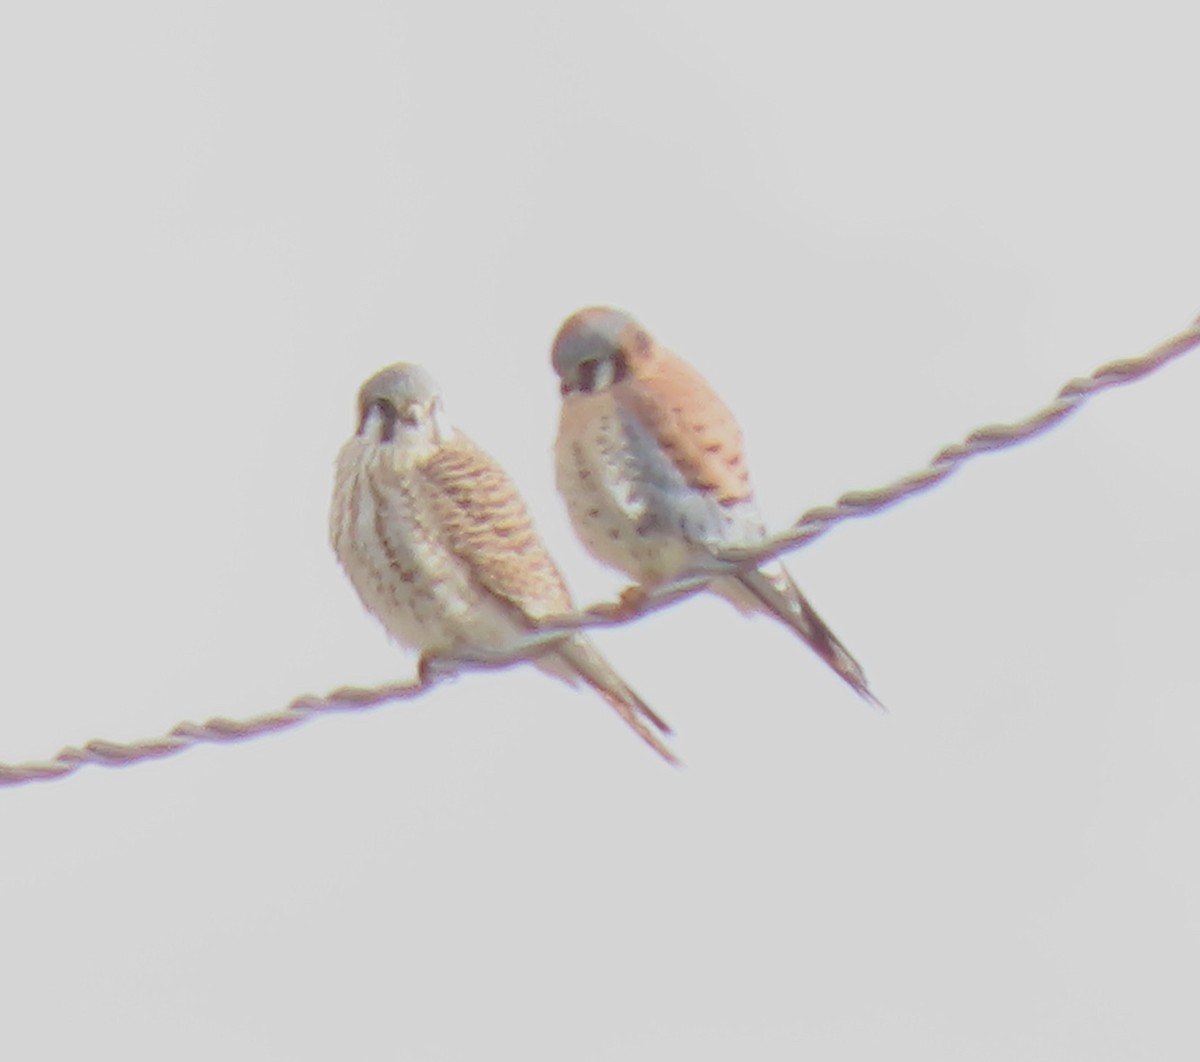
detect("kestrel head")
[354,362,454,451]
[551,306,656,396]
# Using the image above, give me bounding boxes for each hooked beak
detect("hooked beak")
[430,401,454,446]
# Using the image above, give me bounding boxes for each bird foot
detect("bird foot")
[617,584,649,613]
[418,652,454,684]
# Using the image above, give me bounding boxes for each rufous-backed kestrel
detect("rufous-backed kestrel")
[551,308,879,707]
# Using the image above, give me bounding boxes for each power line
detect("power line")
[3,314,1197,787]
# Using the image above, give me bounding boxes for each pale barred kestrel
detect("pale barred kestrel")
[551,307,880,707]
[330,362,677,763]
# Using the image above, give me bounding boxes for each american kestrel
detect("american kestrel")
[551,307,880,707]
[330,362,677,763]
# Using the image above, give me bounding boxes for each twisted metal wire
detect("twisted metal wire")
[3,315,1198,787]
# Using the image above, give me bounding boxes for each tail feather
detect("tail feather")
[729,564,883,710]
[548,636,680,765]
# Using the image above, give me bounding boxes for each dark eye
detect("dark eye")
[362,398,401,442]
[578,359,599,393]
[611,351,629,384]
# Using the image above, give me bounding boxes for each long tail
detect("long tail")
[727,563,883,710]
[548,635,680,765]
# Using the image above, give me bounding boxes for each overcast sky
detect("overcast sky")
[2,3,1198,1060]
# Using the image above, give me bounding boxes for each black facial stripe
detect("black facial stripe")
[378,399,401,441]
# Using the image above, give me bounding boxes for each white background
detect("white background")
[2,3,1198,1059]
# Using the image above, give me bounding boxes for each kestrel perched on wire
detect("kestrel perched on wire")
[551,307,880,707]
[330,362,677,763]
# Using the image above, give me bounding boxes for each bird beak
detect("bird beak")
[431,401,453,445]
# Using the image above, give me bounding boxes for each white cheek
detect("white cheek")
[592,358,615,391]
[362,408,391,445]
